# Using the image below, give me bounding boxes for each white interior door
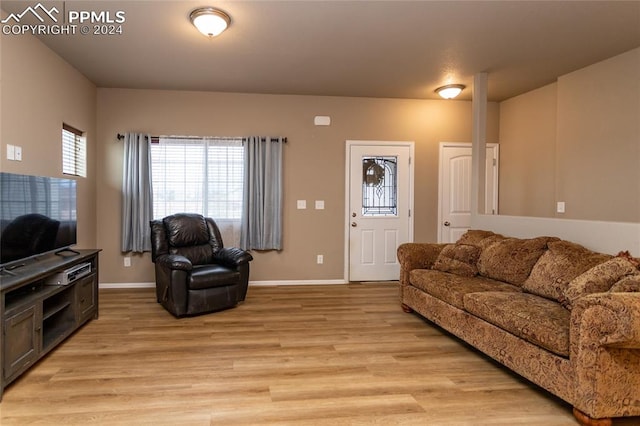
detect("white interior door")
[347,142,413,281]
[438,143,499,243]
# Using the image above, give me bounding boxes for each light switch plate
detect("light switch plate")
[6,144,15,160]
[315,200,324,210]
[297,200,306,209]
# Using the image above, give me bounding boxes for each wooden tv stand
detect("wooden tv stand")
[0,249,100,401]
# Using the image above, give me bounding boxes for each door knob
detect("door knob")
[351,222,357,227]
[444,221,451,227]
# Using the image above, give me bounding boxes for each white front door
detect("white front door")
[347,142,413,281]
[438,143,499,243]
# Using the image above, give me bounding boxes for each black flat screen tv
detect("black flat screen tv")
[0,172,77,267]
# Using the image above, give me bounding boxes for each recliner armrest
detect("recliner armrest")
[214,247,253,267]
[156,254,193,271]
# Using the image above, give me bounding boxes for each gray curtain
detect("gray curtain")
[240,137,283,250]
[121,133,153,253]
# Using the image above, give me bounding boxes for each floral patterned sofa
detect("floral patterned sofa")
[397,230,640,426]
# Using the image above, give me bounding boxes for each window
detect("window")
[362,156,398,216]
[62,123,86,177]
[150,137,244,245]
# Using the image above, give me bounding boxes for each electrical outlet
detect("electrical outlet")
[317,254,323,264]
[557,201,565,213]
[124,257,131,267]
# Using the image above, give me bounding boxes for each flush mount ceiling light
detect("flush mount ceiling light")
[435,84,466,99]
[190,7,231,37]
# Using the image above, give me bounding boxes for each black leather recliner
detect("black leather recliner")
[150,213,253,317]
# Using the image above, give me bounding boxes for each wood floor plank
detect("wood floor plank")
[1,283,639,425]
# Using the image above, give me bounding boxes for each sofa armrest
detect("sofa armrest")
[156,254,193,272]
[571,292,640,349]
[397,243,447,287]
[569,292,640,418]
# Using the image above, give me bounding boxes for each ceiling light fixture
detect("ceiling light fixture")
[435,84,466,99]
[190,7,231,37]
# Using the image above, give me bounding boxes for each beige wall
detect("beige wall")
[497,47,640,223]
[499,84,557,217]
[97,89,500,283]
[556,48,640,223]
[1,27,97,250]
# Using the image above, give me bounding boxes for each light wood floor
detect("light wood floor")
[1,283,638,425]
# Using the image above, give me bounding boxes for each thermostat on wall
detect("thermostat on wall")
[314,116,331,126]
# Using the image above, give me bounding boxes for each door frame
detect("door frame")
[437,142,499,243]
[344,140,415,282]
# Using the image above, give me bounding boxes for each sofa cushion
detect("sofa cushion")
[409,269,521,309]
[610,274,640,293]
[560,257,639,310]
[616,250,640,269]
[477,236,558,286]
[456,230,498,246]
[463,292,570,357]
[432,244,481,277]
[522,240,612,302]
[476,234,510,251]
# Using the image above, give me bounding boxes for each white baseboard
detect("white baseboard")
[100,282,155,289]
[99,279,348,289]
[249,279,348,286]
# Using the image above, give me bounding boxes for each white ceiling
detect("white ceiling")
[3,0,640,101]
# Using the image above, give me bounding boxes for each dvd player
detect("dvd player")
[46,262,92,285]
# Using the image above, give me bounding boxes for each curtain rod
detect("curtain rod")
[116,134,287,143]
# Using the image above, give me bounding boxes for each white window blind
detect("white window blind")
[150,137,244,245]
[62,124,86,177]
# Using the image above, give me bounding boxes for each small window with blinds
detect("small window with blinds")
[62,123,86,177]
